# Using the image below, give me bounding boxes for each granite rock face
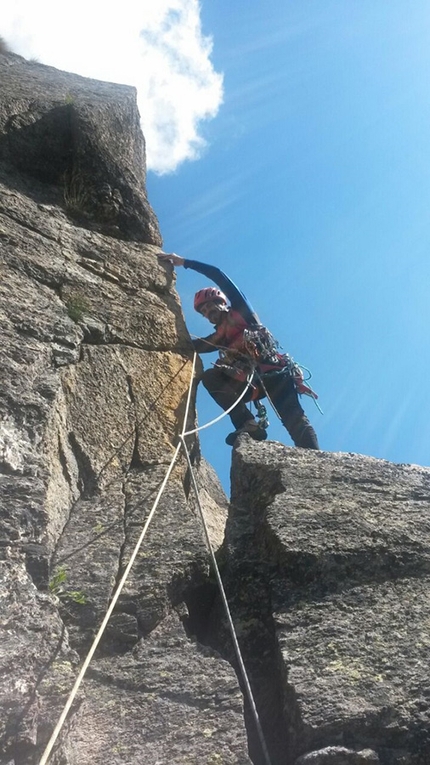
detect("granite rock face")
[219,440,430,765]
[66,612,249,765]
[0,53,250,765]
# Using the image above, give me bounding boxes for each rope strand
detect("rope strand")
[182,366,255,436]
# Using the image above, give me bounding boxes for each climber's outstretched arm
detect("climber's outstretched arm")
[158,253,259,325]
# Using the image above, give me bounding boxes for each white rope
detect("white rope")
[38,355,197,765]
[182,367,255,436]
[179,433,273,765]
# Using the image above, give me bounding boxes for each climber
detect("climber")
[158,253,319,449]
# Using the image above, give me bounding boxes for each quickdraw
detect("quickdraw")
[254,400,269,429]
[287,362,319,401]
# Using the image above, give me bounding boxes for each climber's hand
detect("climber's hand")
[158,252,185,267]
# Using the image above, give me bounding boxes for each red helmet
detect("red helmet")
[194,287,227,312]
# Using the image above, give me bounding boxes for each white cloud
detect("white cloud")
[1,1,223,174]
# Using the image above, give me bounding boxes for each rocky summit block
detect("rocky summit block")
[0,52,161,244]
[223,439,430,765]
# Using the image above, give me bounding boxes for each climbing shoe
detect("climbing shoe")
[225,420,267,446]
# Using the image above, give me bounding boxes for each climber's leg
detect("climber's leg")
[263,373,319,449]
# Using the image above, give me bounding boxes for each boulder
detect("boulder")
[221,440,430,765]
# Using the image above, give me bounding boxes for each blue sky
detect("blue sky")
[148,1,430,488]
[3,1,430,491]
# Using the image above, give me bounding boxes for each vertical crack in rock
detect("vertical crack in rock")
[169,540,290,765]
[125,373,141,470]
[194,553,292,765]
[67,432,99,499]
[97,473,140,655]
[217,448,292,763]
[53,482,128,656]
[102,371,143,649]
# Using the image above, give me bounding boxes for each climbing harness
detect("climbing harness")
[39,354,273,765]
[215,354,255,383]
[203,325,320,404]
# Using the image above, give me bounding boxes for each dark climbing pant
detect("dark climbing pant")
[200,366,319,449]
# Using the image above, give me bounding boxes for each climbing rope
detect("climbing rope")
[39,354,272,765]
[93,356,191,480]
[182,363,255,435]
[54,359,254,567]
